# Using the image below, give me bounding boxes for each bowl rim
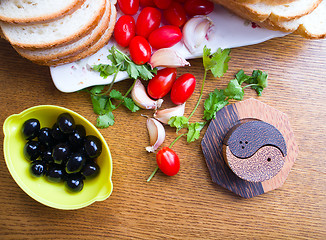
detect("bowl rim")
[3,105,113,210]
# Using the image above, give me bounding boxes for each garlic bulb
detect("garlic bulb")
[131,79,163,110]
[145,118,166,153]
[154,103,186,124]
[149,48,190,69]
[183,16,214,54]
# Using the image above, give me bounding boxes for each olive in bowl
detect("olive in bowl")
[3,105,113,210]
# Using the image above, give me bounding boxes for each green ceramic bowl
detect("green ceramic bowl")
[3,105,113,210]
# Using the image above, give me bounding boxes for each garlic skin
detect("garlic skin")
[149,48,190,69]
[145,118,166,153]
[183,16,214,54]
[131,79,163,110]
[154,103,186,124]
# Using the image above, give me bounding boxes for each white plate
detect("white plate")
[50,5,287,93]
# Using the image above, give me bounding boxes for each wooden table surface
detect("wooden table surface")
[0,33,325,239]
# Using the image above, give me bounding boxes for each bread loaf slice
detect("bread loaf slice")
[0,0,86,24]
[233,0,296,5]
[15,0,111,62]
[0,0,106,49]
[259,0,326,39]
[35,4,117,66]
[212,0,322,23]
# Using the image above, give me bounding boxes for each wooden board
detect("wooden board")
[201,98,299,198]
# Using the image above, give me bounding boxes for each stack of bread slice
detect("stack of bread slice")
[0,0,117,66]
[212,0,326,39]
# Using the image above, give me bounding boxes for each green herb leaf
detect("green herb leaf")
[90,85,105,95]
[235,69,268,96]
[109,89,123,100]
[91,95,108,115]
[203,89,229,120]
[122,97,140,112]
[96,111,115,128]
[224,79,244,100]
[168,116,189,132]
[93,46,157,81]
[203,46,231,78]
[187,122,206,143]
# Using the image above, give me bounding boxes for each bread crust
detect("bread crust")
[213,0,322,23]
[0,0,86,24]
[15,0,111,62]
[258,1,326,39]
[1,0,106,50]
[234,0,296,5]
[35,5,117,66]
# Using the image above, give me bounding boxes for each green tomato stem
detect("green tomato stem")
[187,70,207,121]
[147,166,159,182]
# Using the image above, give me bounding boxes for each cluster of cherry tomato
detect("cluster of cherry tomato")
[114,0,214,65]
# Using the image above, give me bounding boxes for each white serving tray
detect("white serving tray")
[50,4,287,93]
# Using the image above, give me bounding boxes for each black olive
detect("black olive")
[51,123,67,142]
[57,113,75,134]
[81,160,100,179]
[41,149,54,163]
[68,124,86,149]
[52,143,70,164]
[66,152,86,174]
[38,127,54,146]
[22,118,40,140]
[30,161,46,177]
[46,164,65,183]
[24,140,41,161]
[84,135,102,158]
[65,174,84,192]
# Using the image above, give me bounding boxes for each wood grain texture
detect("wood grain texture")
[0,33,325,239]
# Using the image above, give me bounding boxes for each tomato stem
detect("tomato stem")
[147,166,159,182]
[169,133,185,148]
[187,70,207,120]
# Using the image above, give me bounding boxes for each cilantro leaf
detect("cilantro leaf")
[90,85,105,95]
[109,89,123,100]
[187,122,206,143]
[224,79,244,100]
[203,46,231,78]
[168,116,189,132]
[91,95,108,115]
[235,69,268,96]
[203,89,229,120]
[122,97,140,112]
[96,111,115,128]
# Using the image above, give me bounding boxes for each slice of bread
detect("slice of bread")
[0,0,86,24]
[0,0,106,49]
[15,0,111,62]
[213,0,322,23]
[233,0,296,5]
[35,4,117,66]
[259,0,326,39]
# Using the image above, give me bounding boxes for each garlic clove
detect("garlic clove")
[145,118,166,153]
[183,16,214,54]
[149,48,190,69]
[154,103,186,124]
[131,79,163,110]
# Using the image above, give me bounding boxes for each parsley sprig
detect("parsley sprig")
[86,46,157,128]
[168,46,268,143]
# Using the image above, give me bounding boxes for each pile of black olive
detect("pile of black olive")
[22,112,101,193]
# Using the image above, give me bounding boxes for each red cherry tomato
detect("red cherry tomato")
[118,0,139,15]
[114,15,135,47]
[153,0,172,9]
[148,25,182,49]
[163,2,187,27]
[170,73,196,105]
[147,68,177,99]
[136,7,161,39]
[156,147,180,176]
[129,36,151,65]
[139,0,155,7]
[184,0,214,17]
